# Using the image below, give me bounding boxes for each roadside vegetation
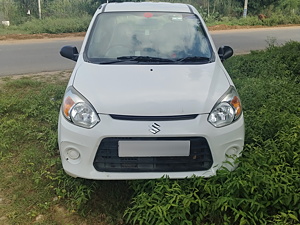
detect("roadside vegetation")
[0,0,300,36]
[124,41,300,224]
[0,41,299,224]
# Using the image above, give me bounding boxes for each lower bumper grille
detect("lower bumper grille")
[93,137,213,172]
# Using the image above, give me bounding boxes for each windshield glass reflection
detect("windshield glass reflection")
[86,12,212,62]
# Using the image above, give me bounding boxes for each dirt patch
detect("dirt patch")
[208,24,264,30]
[208,24,300,31]
[0,188,10,225]
[0,32,85,41]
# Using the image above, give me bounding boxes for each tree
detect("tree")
[279,0,300,14]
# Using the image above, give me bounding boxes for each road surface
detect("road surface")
[0,26,299,76]
[211,26,300,54]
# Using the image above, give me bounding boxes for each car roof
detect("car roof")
[101,2,192,13]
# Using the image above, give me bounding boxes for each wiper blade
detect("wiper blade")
[176,56,211,63]
[117,56,175,63]
[98,60,124,64]
[96,56,210,64]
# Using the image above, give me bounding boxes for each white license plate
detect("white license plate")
[118,140,190,157]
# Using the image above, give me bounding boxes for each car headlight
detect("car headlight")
[62,87,100,128]
[208,86,242,128]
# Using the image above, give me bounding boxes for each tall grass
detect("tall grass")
[0,42,299,224]
[0,16,91,35]
[20,16,92,34]
[207,14,300,27]
[0,73,131,224]
[124,41,300,224]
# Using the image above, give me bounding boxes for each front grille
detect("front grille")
[93,137,213,172]
[110,114,198,121]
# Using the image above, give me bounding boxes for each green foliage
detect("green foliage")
[42,0,97,18]
[0,15,92,35]
[0,41,299,225]
[0,75,67,224]
[46,168,97,211]
[125,178,204,225]
[1,0,300,28]
[0,0,97,24]
[0,77,62,155]
[20,16,91,34]
[0,73,131,224]
[263,14,300,26]
[124,41,300,224]
[207,14,300,27]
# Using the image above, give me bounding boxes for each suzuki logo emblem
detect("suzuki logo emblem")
[149,123,160,134]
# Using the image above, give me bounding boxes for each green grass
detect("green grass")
[0,16,92,35]
[0,26,29,35]
[0,73,131,224]
[124,42,300,224]
[20,16,92,34]
[206,14,300,27]
[0,42,299,224]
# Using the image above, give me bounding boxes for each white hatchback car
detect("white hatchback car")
[59,2,244,180]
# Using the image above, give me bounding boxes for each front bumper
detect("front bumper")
[58,112,244,180]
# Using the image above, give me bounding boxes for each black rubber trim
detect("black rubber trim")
[110,114,198,121]
[187,4,194,13]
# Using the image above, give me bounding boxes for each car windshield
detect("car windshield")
[85,11,213,64]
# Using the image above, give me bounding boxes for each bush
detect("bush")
[20,16,92,34]
[264,14,300,26]
[207,14,300,27]
[124,42,300,225]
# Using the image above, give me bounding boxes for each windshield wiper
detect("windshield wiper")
[176,56,212,63]
[117,56,175,63]
[96,56,174,64]
[98,59,124,64]
[96,56,211,64]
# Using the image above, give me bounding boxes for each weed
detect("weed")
[0,72,131,224]
[124,42,300,224]
[0,42,299,224]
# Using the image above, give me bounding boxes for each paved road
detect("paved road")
[0,26,299,76]
[0,38,82,76]
[211,26,300,54]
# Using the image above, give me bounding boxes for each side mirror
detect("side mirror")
[218,46,233,62]
[60,46,79,61]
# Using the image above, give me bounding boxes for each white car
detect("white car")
[58,2,244,180]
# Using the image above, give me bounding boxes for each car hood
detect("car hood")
[72,62,230,116]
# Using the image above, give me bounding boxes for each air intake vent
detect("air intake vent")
[93,137,213,172]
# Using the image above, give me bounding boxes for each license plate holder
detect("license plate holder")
[118,140,190,157]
